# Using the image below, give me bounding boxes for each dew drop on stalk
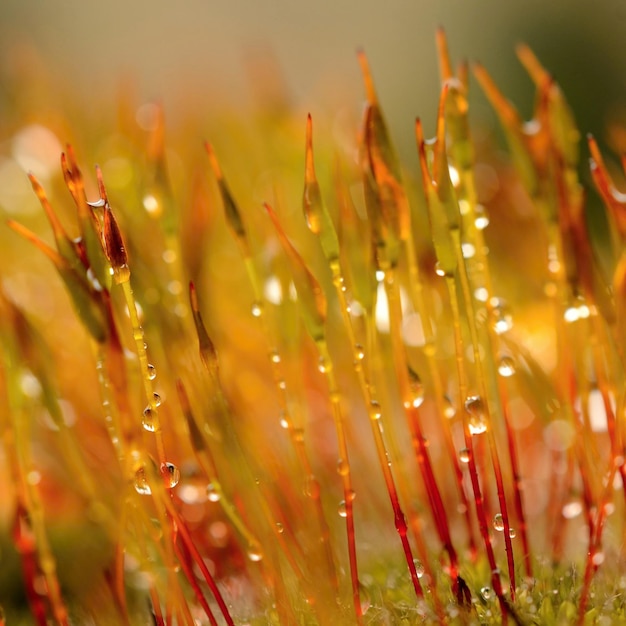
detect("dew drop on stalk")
[481,586,492,600]
[338,500,348,518]
[161,462,180,488]
[407,367,425,408]
[498,356,516,377]
[152,392,162,407]
[206,483,221,502]
[304,474,320,499]
[413,559,425,578]
[368,401,382,421]
[147,363,157,380]
[269,350,281,364]
[318,356,328,373]
[459,448,470,463]
[443,395,456,419]
[562,500,582,519]
[355,344,365,360]
[279,413,291,429]
[142,406,158,432]
[337,458,349,476]
[275,522,284,534]
[359,582,371,614]
[465,395,488,435]
[251,301,262,318]
[509,527,517,539]
[493,513,504,531]
[134,466,151,495]
[490,298,513,334]
[247,541,263,562]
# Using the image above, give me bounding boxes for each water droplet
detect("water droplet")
[443,396,456,419]
[355,344,365,360]
[318,356,328,373]
[509,527,517,539]
[435,262,452,278]
[247,541,263,562]
[408,367,425,408]
[269,350,281,364]
[369,401,382,421]
[251,301,262,317]
[375,270,385,282]
[498,356,516,377]
[338,500,348,518]
[459,448,470,464]
[413,559,425,578]
[134,467,151,495]
[359,582,371,614]
[304,474,320,499]
[277,379,287,390]
[161,462,180,488]
[562,500,582,519]
[147,363,157,380]
[493,513,504,532]
[279,414,291,429]
[152,392,162,407]
[206,483,221,502]
[337,458,349,476]
[275,522,284,534]
[474,205,490,230]
[480,586,492,600]
[592,551,605,566]
[490,298,513,334]
[142,406,159,432]
[465,395,488,435]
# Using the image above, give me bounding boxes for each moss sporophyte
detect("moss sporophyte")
[2,29,626,625]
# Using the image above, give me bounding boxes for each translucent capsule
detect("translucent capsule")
[498,356,516,377]
[493,513,504,532]
[161,462,180,489]
[206,483,221,502]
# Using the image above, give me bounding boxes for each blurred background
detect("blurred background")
[1,0,626,157]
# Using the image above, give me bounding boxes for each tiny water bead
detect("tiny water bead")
[251,301,263,317]
[134,466,151,496]
[465,395,488,435]
[275,522,284,534]
[147,363,157,380]
[355,344,365,360]
[247,541,264,562]
[206,483,221,502]
[443,396,456,419]
[413,559,425,578]
[497,356,516,377]
[304,474,320,499]
[489,298,513,334]
[142,406,159,432]
[152,392,162,407]
[407,367,425,408]
[509,527,517,539]
[318,356,328,373]
[337,458,349,476]
[480,586,493,601]
[269,350,281,364]
[369,400,382,421]
[493,513,504,532]
[459,448,470,463]
[161,462,180,489]
[338,500,348,518]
